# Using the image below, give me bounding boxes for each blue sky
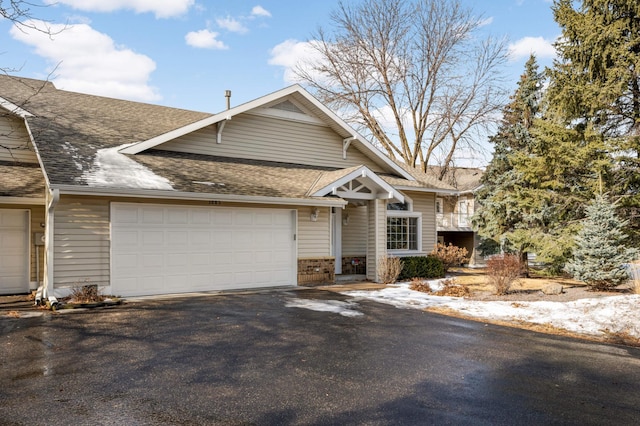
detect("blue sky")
[1,0,560,114]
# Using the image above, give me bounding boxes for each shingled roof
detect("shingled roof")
[0,161,45,198]
[0,75,211,188]
[0,75,457,200]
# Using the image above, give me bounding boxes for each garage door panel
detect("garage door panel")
[142,231,164,246]
[168,208,189,224]
[112,230,139,249]
[214,210,233,225]
[111,204,296,296]
[142,208,164,224]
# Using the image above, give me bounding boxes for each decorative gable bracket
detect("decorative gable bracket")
[216,116,231,144]
[311,165,404,204]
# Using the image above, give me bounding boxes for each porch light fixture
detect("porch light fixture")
[343,213,350,226]
[310,207,320,222]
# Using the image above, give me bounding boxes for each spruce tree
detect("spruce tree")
[474,55,544,269]
[565,195,637,290]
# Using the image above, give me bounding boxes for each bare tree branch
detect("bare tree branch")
[295,0,508,178]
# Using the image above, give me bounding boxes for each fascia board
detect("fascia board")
[52,185,347,207]
[0,196,45,205]
[394,185,460,196]
[0,96,33,118]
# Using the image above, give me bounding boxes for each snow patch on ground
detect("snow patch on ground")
[343,282,640,338]
[81,143,173,190]
[285,298,364,317]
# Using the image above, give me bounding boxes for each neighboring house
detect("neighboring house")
[0,75,456,300]
[427,167,485,267]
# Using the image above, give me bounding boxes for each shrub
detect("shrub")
[378,255,402,284]
[409,277,432,293]
[69,283,105,303]
[433,278,471,297]
[486,254,522,295]
[628,261,640,295]
[398,256,445,281]
[429,243,469,272]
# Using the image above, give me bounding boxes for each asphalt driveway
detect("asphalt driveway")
[2,288,640,425]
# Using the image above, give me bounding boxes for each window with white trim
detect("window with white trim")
[387,198,421,252]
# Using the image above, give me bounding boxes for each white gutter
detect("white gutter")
[51,185,348,207]
[37,188,59,306]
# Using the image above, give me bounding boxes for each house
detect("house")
[428,166,485,266]
[0,75,456,301]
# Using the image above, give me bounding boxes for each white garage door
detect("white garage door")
[0,209,29,295]
[111,203,297,297]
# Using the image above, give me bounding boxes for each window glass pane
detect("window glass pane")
[387,216,419,250]
[387,202,410,211]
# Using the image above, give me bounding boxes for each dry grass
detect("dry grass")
[5,311,20,318]
[628,261,640,295]
[448,267,581,293]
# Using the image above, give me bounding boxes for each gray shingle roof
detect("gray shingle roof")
[0,161,46,198]
[0,75,211,187]
[0,75,455,199]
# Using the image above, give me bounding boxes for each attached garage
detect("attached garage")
[0,209,29,295]
[110,203,297,297]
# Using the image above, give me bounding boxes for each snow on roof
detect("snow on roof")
[80,143,173,190]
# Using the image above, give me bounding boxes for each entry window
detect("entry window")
[387,216,419,251]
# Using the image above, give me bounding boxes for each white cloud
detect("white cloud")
[508,36,557,61]
[185,29,228,50]
[216,16,249,34]
[268,39,326,84]
[43,0,194,19]
[251,5,272,17]
[10,20,160,102]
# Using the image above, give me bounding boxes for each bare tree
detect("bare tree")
[295,0,507,177]
[1,1,58,159]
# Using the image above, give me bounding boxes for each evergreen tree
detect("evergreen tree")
[565,195,637,290]
[549,0,640,238]
[474,55,544,269]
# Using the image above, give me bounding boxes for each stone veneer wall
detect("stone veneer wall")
[297,258,335,286]
[341,256,367,275]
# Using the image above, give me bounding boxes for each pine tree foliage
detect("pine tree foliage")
[474,56,545,259]
[549,0,640,237]
[565,195,637,290]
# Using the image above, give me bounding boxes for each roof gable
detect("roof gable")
[119,84,415,181]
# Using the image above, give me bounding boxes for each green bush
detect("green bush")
[398,256,445,281]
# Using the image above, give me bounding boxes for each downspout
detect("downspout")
[38,188,59,306]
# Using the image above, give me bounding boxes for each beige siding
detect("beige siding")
[342,205,367,255]
[366,199,386,281]
[157,113,384,171]
[407,191,437,253]
[0,115,38,163]
[297,206,330,258]
[53,197,110,288]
